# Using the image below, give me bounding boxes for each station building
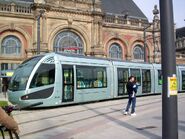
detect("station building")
[0,0,161,92]
[176,27,185,64]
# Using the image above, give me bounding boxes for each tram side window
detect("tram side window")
[30,64,55,88]
[181,71,185,90]
[130,69,141,85]
[158,70,162,85]
[76,66,107,89]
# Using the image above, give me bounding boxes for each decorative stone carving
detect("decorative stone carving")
[68,18,73,25]
[10,23,15,30]
[44,0,101,12]
[45,0,60,5]
[34,0,45,4]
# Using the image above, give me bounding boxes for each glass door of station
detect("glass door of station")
[62,65,74,102]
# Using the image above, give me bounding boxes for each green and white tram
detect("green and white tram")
[7,52,185,107]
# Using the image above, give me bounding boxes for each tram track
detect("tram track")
[13,94,162,116]
[19,94,185,137]
[16,95,163,125]
[17,95,185,125]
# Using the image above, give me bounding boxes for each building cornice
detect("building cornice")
[102,23,153,32]
[0,12,34,19]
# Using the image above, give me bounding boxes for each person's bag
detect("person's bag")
[131,92,135,98]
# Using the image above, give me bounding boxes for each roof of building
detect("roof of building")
[0,0,33,5]
[101,0,147,20]
[176,27,185,38]
[0,0,148,20]
[2,0,33,2]
[16,0,34,2]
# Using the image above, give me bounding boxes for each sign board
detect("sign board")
[168,75,178,97]
[1,71,14,77]
[6,72,14,77]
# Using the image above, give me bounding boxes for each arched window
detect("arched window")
[1,36,21,55]
[133,45,144,60]
[109,43,122,59]
[54,31,84,54]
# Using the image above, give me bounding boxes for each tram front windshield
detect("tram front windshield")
[9,56,43,91]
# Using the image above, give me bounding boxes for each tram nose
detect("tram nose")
[8,90,23,105]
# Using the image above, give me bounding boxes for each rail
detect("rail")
[103,14,150,28]
[0,3,32,14]
[176,53,185,58]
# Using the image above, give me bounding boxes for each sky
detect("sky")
[133,0,185,28]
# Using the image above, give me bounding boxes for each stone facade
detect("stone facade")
[176,38,185,64]
[0,0,162,73]
[175,27,185,64]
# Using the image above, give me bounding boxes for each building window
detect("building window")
[109,43,122,59]
[1,63,19,71]
[1,63,8,71]
[133,45,144,60]
[1,36,21,55]
[0,63,19,78]
[54,31,84,54]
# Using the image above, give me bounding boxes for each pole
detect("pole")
[160,0,178,139]
[143,24,151,62]
[37,16,40,55]
[153,25,156,63]
[144,29,147,62]
[37,10,45,55]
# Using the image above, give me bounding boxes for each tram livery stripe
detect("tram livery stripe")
[21,87,54,100]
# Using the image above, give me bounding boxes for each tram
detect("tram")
[7,52,185,107]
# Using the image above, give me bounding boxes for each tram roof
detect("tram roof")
[49,52,151,65]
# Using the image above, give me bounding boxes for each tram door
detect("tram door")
[117,68,129,96]
[142,69,151,94]
[130,69,142,94]
[62,65,74,102]
[181,71,185,91]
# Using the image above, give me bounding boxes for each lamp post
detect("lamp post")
[160,0,178,139]
[143,24,151,62]
[37,10,45,55]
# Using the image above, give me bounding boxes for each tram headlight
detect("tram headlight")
[21,95,29,100]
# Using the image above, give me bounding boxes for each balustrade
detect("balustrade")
[0,3,32,14]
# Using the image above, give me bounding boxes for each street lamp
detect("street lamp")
[37,9,45,55]
[143,24,151,62]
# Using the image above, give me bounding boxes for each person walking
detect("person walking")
[123,76,138,116]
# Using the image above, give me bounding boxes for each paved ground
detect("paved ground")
[2,93,185,139]
[0,92,7,101]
